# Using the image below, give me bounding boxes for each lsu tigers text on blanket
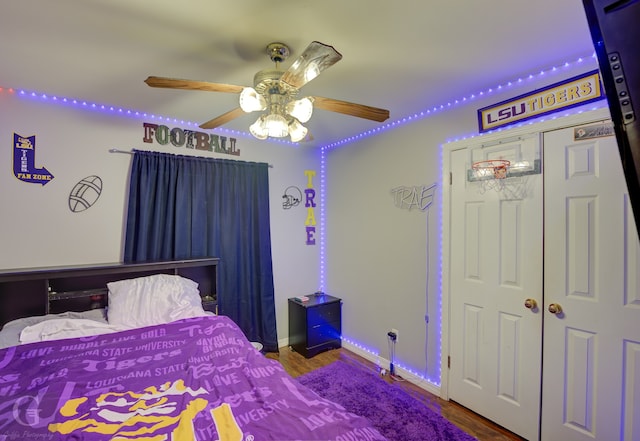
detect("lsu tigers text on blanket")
[0,315,387,441]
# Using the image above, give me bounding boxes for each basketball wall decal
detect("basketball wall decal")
[69,175,103,212]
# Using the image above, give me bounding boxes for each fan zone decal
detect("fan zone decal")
[13,133,54,185]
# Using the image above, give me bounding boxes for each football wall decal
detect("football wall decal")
[69,175,103,213]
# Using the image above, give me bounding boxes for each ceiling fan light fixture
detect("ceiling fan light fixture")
[239,87,266,113]
[263,113,289,138]
[286,97,314,123]
[289,118,308,143]
[249,116,269,140]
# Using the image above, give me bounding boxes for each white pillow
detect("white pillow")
[0,309,108,349]
[107,274,207,328]
[20,318,123,344]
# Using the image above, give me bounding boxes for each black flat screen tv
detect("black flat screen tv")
[582,0,640,237]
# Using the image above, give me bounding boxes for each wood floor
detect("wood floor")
[267,347,526,441]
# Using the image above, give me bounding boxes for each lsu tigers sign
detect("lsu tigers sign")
[478,70,604,133]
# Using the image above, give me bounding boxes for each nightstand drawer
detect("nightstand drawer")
[308,321,341,347]
[308,301,341,326]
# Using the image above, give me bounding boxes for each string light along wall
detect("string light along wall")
[3,52,605,388]
[319,52,604,388]
[3,87,299,146]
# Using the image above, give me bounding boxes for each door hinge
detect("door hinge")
[448,356,451,369]
[449,172,452,185]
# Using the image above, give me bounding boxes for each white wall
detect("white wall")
[0,92,320,344]
[325,57,604,385]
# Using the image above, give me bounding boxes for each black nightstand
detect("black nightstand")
[288,293,342,358]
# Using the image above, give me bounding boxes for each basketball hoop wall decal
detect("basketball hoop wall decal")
[69,175,103,212]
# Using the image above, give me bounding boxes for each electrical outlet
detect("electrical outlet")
[390,328,398,342]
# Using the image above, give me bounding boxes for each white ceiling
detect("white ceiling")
[0,0,596,147]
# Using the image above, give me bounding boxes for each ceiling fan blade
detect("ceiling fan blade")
[280,41,342,89]
[199,108,246,130]
[312,96,390,122]
[145,76,245,94]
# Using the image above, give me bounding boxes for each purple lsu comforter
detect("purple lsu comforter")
[0,315,387,441]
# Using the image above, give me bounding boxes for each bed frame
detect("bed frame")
[0,258,219,328]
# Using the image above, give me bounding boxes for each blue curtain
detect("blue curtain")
[123,150,277,352]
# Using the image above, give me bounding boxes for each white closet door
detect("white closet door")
[448,136,543,441]
[542,124,640,441]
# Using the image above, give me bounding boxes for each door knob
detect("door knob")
[524,298,537,309]
[548,303,563,314]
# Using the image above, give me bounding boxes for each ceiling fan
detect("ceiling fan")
[144,41,390,142]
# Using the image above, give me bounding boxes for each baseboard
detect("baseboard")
[341,340,441,397]
[278,337,289,349]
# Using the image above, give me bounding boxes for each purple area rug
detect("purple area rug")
[298,360,477,441]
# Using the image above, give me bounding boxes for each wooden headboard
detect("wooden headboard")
[0,258,219,328]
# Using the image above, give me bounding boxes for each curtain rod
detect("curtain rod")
[108,149,273,168]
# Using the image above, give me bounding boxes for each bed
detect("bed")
[0,263,387,441]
